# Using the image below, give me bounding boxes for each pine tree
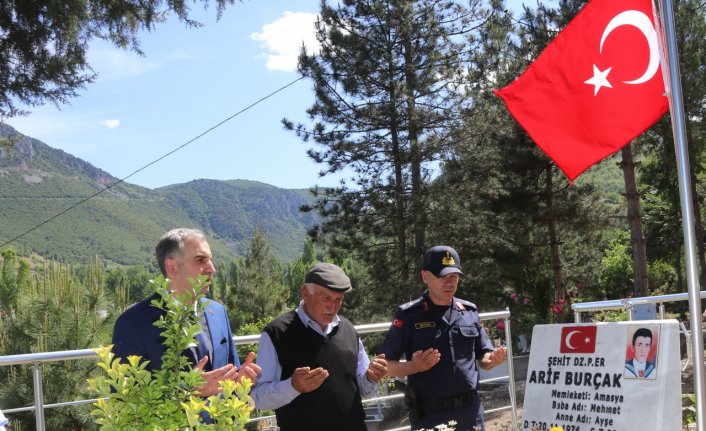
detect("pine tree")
[440,0,610,323]
[284,238,319,307]
[0,248,28,314]
[287,0,491,307]
[225,230,289,331]
[0,258,114,430]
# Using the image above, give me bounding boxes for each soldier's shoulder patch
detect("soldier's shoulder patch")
[454,298,477,311]
[399,298,423,311]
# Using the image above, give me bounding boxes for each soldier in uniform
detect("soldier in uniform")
[380,245,507,431]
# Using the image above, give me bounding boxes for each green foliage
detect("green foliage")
[158,180,317,262]
[588,309,628,323]
[0,257,114,430]
[233,319,269,360]
[223,230,289,331]
[574,156,627,213]
[683,393,697,426]
[0,134,21,153]
[0,248,29,312]
[87,276,253,430]
[599,230,634,299]
[105,266,155,311]
[638,0,706,289]
[283,238,318,307]
[503,292,538,344]
[333,253,380,323]
[648,259,678,295]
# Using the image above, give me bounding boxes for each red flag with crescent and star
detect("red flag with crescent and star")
[560,325,597,353]
[494,0,668,182]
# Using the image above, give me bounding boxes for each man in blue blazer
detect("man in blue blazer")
[112,228,259,396]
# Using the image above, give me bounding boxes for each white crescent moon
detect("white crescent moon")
[565,330,581,350]
[599,10,659,85]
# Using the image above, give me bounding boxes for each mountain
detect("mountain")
[158,179,318,259]
[0,124,318,265]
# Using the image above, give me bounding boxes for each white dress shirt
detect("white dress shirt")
[250,302,380,410]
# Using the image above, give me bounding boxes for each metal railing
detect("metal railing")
[572,290,706,375]
[0,310,517,431]
[572,290,706,322]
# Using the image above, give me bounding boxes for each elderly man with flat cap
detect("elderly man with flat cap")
[250,262,387,431]
[380,245,506,431]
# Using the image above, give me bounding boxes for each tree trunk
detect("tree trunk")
[388,76,409,298]
[619,146,649,297]
[545,165,564,300]
[391,131,409,297]
[403,32,426,272]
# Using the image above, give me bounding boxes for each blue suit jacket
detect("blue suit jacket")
[112,293,240,371]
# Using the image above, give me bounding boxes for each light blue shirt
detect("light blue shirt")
[250,302,380,410]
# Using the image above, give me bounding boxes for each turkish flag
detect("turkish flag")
[560,325,597,353]
[494,0,668,182]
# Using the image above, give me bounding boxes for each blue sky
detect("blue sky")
[7,0,534,191]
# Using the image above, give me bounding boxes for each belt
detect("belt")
[418,391,476,412]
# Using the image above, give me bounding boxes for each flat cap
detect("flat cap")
[305,262,352,293]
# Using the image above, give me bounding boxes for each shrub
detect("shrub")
[87,276,253,430]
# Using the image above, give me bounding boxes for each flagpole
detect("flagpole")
[658,0,706,429]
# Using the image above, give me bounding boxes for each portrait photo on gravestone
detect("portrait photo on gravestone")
[624,325,659,380]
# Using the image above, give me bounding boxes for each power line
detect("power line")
[0,75,306,250]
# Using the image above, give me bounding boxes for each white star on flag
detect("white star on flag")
[584,65,613,95]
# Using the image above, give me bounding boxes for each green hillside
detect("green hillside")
[0,124,317,265]
[158,179,318,261]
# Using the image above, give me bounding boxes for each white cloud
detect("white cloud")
[250,11,319,72]
[99,119,120,129]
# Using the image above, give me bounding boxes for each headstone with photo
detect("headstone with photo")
[520,320,681,431]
